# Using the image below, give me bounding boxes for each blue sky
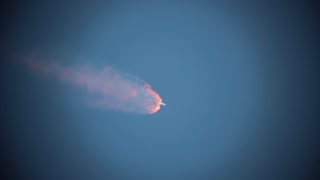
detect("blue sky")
[1,1,319,179]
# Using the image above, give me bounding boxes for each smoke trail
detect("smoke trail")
[22,57,163,114]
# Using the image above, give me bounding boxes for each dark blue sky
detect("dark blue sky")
[1,1,319,179]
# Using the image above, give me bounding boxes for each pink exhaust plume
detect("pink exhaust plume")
[23,57,163,114]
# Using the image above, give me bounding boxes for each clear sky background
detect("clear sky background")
[1,1,319,180]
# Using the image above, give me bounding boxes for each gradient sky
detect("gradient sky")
[1,1,319,180]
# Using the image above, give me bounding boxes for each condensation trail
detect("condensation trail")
[22,57,163,114]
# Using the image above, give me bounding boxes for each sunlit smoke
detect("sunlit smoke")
[22,57,163,114]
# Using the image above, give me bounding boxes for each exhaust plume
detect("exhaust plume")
[22,56,163,114]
